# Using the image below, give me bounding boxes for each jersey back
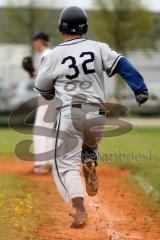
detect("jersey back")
[35,39,122,107]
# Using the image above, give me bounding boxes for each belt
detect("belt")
[71,104,82,109]
[71,104,106,116]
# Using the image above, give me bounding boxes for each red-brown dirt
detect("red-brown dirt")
[0,157,160,240]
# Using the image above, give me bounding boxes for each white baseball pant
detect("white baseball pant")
[34,96,57,167]
[52,104,105,204]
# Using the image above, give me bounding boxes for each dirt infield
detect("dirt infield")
[0,157,160,240]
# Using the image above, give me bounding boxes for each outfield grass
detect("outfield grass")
[100,127,160,196]
[0,127,160,197]
[0,128,32,156]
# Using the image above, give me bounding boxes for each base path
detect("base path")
[87,167,160,240]
[0,157,160,240]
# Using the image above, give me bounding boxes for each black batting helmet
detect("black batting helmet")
[58,6,88,34]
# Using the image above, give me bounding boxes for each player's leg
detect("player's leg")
[52,108,88,228]
[82,105,105,196]
[33,98,55,174]
[81,145,100,196]
[53,168,88,229]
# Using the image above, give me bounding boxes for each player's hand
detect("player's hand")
[135,90,149,105]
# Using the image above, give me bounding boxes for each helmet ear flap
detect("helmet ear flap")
[77,23,88,34]
[83,23,88,34]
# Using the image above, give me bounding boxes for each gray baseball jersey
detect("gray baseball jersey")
[35,38,122,107]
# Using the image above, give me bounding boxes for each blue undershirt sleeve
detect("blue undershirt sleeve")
[113,57,148,94]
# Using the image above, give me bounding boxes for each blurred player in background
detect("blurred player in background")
[22,33,56,174]
[32,32,56,174]
[32,32,51,67]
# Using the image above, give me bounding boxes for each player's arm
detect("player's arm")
[100,42,149,105]
[112,57,149,105]
[34,53,55,100]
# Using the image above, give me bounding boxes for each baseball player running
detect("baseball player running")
[35,7,149,228]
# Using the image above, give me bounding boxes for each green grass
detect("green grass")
[0,174,40,240]
[100,127,160,196]
[0,128,32,156]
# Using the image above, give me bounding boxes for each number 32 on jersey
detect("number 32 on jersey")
[62,52,96,80]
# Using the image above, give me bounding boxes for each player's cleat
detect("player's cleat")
[83,159,99,197]
[70,210,88,229]
[33,164,52,175]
